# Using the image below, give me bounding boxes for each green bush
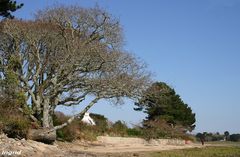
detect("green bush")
[127,128,143,137]
[230,134,240,142]
[109,120,128,137]
[53,112,79,142]
[90,113,109,134]
[56,123,78,142]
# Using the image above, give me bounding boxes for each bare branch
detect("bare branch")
[58,92,88,106]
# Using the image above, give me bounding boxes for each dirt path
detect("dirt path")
[63,143,202,153]
[57,136,204,154]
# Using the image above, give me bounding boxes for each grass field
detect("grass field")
[148,146,240,157]
[205,141,240,147]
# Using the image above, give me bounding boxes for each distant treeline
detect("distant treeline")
[196,132,240,142]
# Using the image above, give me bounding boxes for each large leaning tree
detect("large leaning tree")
[0,6,151,142]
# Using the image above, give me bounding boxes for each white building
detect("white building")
[81,112,96,125]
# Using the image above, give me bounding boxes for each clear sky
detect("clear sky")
[12,0,240,134]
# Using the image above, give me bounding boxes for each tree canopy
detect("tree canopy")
[0,5,150,141]
[135,82,196,132]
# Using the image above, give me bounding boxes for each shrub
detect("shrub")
[0,121,4,133]
[90,113,109,134]
[0,98,30,139]
[109,120,128,137]
[53,111,79,142]
[77,122,99,141]
[127,128,143,137]
[140,119,171,140]
[140,119,188,140]
[53,111,99,142]
[180,134,196,142]
[230,134,240,142]
[56,121,79,142]
[2,115,30,139]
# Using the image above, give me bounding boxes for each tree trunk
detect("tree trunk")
[43,98,50,128]
[27,128,56,144]
[28,99,56,144]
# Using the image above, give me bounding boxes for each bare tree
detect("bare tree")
[0,6,151,142]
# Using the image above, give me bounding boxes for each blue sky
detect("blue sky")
[12,0,240,134]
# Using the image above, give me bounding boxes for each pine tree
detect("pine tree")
[135,82,196,132]
[0,0,23,19]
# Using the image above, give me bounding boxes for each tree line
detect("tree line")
[196,131,240,142]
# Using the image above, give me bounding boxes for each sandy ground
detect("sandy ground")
[59,142,202,153]
[57,136,204,154]
[0,134,204,157]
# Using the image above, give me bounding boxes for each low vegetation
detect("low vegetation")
[0,93,30,139]
[53,112,137,142]
[51,111,195,142]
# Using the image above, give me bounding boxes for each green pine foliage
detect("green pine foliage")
[0,0,23,19]
[135,82,196,137]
